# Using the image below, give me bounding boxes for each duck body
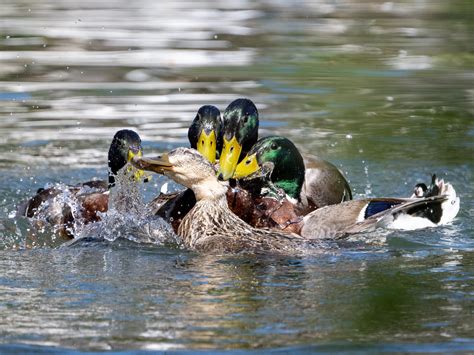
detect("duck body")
[300,157,352,213]
[17,129,146,238]
[17,180,109,237]
[178,196,305,254]
[300,177,460,239]
[150,184,293,234]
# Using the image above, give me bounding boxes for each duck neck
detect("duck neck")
[273,179,301,200]
[191,178,229,202]
[178,180,235,248]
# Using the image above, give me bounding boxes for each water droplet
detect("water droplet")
[6,35,10,39]
[345,134,352,139]
[214,35,218,39]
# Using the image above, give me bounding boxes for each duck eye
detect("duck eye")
[271,143,278,150]
[230,146,234,153]
[243,114,249,123]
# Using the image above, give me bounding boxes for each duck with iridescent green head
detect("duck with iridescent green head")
[234,136,352,211]
[218,98,259,181]
[188,105,223,164]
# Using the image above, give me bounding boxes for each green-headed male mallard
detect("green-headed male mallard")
[17,129,147,238]
[234,136,352,213]
[218,98,259,181]
[188,105,223,164]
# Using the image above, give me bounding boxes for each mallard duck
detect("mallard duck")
[234,136,352,212]
[133,149,460,252]
[17,129,147,238]
[133,148,308,254]
[218,98,259,181]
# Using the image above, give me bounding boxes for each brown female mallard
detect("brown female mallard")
[133,148,309,254]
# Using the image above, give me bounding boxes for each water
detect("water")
[1,0,473,352]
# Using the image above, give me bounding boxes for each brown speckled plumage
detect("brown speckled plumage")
[178,193,306,254]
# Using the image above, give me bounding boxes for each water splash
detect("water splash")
[16,181,85,237]
[75,167,180,247]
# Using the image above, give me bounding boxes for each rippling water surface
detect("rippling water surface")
[0,0,473,352]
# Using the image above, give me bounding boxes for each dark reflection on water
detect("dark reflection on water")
[0,0,473,351]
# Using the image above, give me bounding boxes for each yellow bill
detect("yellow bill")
[233,153,260,179]
[197,129,217,164]
[127,149,152,182]
[218,136,242,180]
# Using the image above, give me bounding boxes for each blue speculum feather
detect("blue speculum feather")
[364,201,402,219]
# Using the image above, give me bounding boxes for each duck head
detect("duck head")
[188,105,223,164]
[133,148,228,201]
[218,98,259,181]
[234,136,305,200]
[108,129,147,188]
